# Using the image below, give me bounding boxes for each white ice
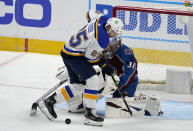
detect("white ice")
[0,51,193,131]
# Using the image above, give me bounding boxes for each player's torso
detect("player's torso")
[63,22,97,54]
[109,45,137,76]
[63,16,109,63]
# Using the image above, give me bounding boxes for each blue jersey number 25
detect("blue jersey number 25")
[69,29,88,47]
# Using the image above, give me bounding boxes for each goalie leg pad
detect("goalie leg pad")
[105,98,133,118]
[56,66,69,81]
[144,96,162,116]
[54,83,85,112]
[105,95,162,118]
[68,95,84,113]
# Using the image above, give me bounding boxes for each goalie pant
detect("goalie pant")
[109,44,138,98]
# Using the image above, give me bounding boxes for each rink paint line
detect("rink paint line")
[0,83,48,90]
[0,53,25,68]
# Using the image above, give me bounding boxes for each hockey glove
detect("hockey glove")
[100,63,116,76]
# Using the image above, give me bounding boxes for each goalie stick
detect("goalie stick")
[111,75,132,116]
[30,79,68,116]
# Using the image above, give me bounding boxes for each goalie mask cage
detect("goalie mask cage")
[112,6,193,88]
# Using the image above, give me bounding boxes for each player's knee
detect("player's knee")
[124,78,138,97]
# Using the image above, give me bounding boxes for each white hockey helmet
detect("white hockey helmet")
[105,17,124,36]
[86,10,102,22]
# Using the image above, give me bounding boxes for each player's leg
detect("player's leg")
[121,77,138,97]
[66,57,104,126]
[83,75,104,126]
[62,56,86,85]
[38,53,86,120]
[56,53,104,125]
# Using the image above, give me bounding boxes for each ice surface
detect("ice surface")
[0,51,193,131]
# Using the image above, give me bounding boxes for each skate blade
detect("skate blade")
[84,119,103,127]
[38,101,55,121]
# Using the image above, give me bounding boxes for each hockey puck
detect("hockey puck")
[65,118,71,124]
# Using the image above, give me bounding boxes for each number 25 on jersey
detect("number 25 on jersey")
[69,29,88,47]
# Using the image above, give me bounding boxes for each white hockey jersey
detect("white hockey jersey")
[62,16,110,64]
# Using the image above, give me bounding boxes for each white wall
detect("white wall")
[0,0,192,53]
[0,0,89,41]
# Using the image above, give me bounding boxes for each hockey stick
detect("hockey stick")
[111,75,133,116]
[30,79,68,116]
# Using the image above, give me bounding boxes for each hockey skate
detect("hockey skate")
[84,108,104,126]
[38,93,57,121]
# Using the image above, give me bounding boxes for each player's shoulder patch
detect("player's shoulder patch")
[121,45,133,55]
[88,22,94,33]
[124,48,132,55]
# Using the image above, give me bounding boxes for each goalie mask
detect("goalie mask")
[104,37,122,59]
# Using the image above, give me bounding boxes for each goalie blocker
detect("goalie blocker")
[105,95,163,118]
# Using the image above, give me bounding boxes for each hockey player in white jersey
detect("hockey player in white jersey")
[38,12,124,126]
